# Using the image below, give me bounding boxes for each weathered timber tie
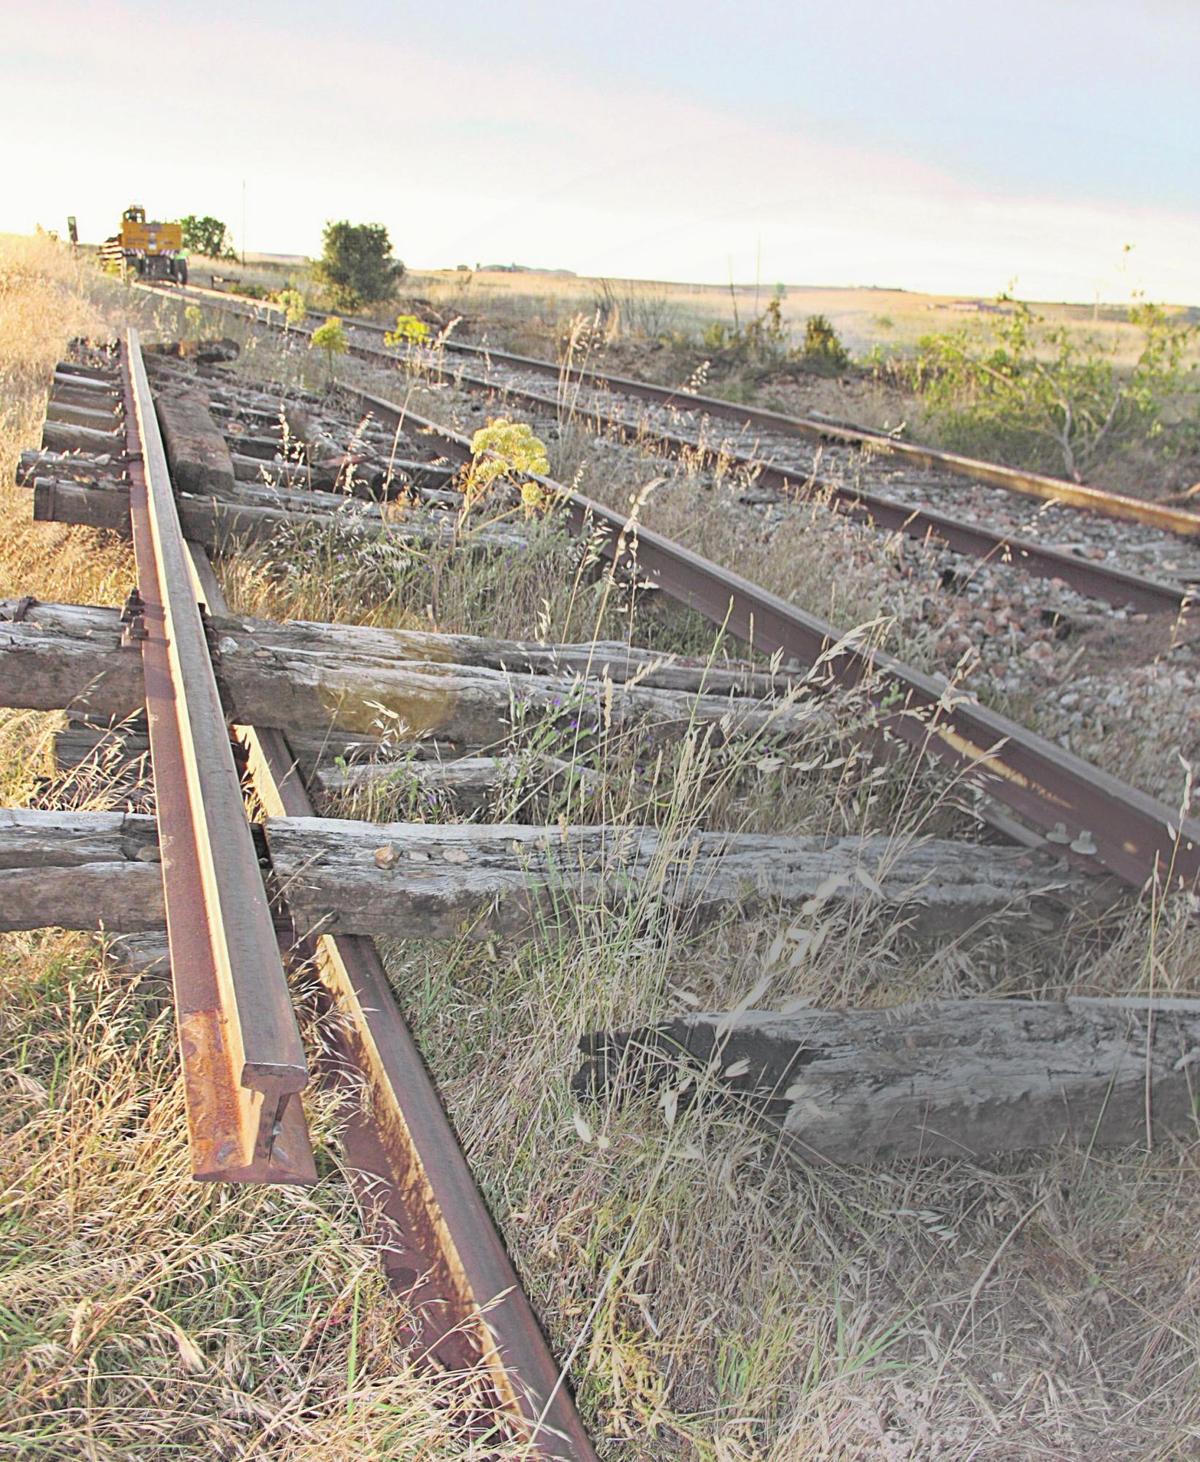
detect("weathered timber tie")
[0,808,1092,942]
[0,600,833,745]
[264,815,1092,942]
[26,472,531,555]
[573,1000,1200,1162]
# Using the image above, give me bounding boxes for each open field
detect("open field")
[167,249,1197,364]
[4,234,1200,1459]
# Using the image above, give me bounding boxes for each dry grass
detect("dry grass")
[341,347,1197,810]
[393,269,1194,366]
[0,235,530,1460]
[4,241,1200,1459]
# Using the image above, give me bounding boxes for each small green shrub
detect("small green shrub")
[309,315,348,384]
[385,314,430,347]
[696,297,848,377]
[801,314,849,374]
[276,288,307,328]
[466,417,551,512]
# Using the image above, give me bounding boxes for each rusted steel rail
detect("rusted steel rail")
[381,329,1200,539]
[158,281,1200,542]
[118,297,1200,884]
[162,407,596,1452]
[122,328,314,1183]
[346,383,1200,893]
[166,285,1194,616]
[402,357,1192,617]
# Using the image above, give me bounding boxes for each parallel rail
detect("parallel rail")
[393,330,1200,538]
[163,285,1196,617]
[397,355,1194,618]
[18,324,1200,1456]
[347,382,1200,892]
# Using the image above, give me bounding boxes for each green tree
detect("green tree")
[313,221,404,311]
[179,215,234,259]
[309,316,348,385]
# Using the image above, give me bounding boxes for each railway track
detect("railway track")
[130,284,1200,885]
[9,314,1200,1453]
[18,331,598,1459]
[159,283,1200,618]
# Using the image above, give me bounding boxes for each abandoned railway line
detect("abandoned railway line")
[162,282,1200,613]
[6,311,1200,1454]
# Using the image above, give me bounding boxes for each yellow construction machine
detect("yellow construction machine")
[100,205,188,283]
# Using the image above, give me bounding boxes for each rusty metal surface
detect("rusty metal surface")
[150,285,1200,590]
[191,570,594,1454]
[123,330,314,1184]
[351,385,1200,892]
[409,359,1193,617]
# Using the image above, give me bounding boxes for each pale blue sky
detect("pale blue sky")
[3,0,1197,301]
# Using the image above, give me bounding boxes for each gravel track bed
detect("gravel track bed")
[358,359,1198,806]
[424,349,1200,591]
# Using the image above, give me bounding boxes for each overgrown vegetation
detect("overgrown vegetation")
[4,238,1200,1459]
[694,295,850,378]
[309,314,347,383]
[384,312,430,347]
[276,286,307,329]
[914,295,1199,481]
[465,416,551,512]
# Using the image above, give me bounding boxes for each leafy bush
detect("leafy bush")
[179,215,236,259]
[700,296,787,368]
[696,298,849,377]
[801,314,849,373]
[915,297,1198,480]
[313,221,404,311]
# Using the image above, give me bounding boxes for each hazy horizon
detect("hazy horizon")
[4,0,1197,307]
